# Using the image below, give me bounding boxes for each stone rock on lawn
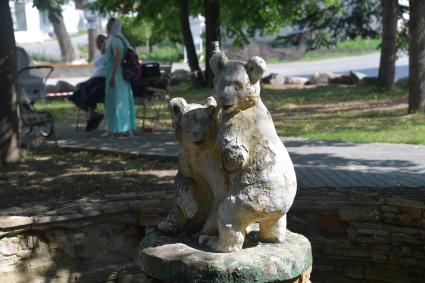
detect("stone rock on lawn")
[307,71,368,85]
[262,74,307,86]
[262,73,286,86]
[350,71,367,84]
[328,75,356,85]
[306,72,337,85]
[285,76,308,85]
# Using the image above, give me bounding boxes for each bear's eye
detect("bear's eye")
[173,105,181,115]
[234,82,243,91]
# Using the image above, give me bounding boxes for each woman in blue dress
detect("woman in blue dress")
[104,18,136,136]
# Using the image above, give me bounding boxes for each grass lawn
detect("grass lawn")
[267,38,382,63]
[137,42,184,62]
[262,85,424,144]
[36,84,425,144]
[302,38,381,61]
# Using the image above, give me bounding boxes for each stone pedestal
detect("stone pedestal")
[138,230,312,283]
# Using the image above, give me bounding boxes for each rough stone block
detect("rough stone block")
[385,198,425,209]
[0,216,33,229]
[339,206,379,222]
[118,273,161,283]
[318,214,349,232]
[343,262,364,279]
[0,240,19,256]
[370,253,388,263]
[344,248,370,258]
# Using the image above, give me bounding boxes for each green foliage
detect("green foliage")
[112,14,184,61]
[397,2,409,52]
[90,0,180,43]
[29,52,61,63]
[33,0,65,11]
[333,37,380,50]
[221,0,299,47]
[33,0,65,23]
[77,44,88,59]
[276,0,382,50]
[138,42,183,62]
[120,16,153,48]
[90,0,301,49]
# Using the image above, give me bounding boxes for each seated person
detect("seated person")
[68,34,106,131]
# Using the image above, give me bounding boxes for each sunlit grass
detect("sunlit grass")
[138,42,184,62]
[267,38,381,63]
[35,84,425,144]
[261,85,425,144]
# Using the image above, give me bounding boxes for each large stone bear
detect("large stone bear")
[200,51,297,252]
[158,97,227,235]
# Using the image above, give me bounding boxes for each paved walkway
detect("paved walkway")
[51,123,425,190]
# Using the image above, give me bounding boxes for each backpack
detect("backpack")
[116,36,141,81]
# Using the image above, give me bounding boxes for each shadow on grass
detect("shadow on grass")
[0,147,177,210]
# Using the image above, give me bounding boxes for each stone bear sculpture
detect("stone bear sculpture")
[200,51,297,252]
[158,97,227,235]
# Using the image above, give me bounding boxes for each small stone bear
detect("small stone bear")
[158,97,227,236]
[200,51,297,252]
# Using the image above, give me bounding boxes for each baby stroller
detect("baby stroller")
[17,47,55,137]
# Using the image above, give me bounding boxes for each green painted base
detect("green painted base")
[138,230,312,283]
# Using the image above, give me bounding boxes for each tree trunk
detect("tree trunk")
[47,0,75,63]
[148,41,153,54]
[205,0,220,88]
[88,26,96,62]
[378,0,398,89]
[0,1,20,163]
[408,0,425,113]
[179,0,204,88]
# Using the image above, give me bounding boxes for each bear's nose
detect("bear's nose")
[222,105,233,111]
[192,129,200,137]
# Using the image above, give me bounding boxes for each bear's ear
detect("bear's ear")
[205,96,219,118]
[168,97,188,122]
[245,56,266,85]
[209,52,228,77]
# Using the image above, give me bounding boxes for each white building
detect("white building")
[9,0,84,44]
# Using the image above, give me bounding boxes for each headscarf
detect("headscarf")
[105,18,131,51]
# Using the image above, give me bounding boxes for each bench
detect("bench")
[74,62,172,131]
[133,61,172,130]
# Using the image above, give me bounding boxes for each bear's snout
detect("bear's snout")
[222,104,233,111]
[190,129,205,145]
[219,92,236,112]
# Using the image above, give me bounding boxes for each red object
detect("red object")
[319,214,348,231]
[46,92,73,97]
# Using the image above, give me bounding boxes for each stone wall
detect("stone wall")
[2,185,424,282]
[0,214,144,283]
[0,192,173,283]
[288,187,425,283]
